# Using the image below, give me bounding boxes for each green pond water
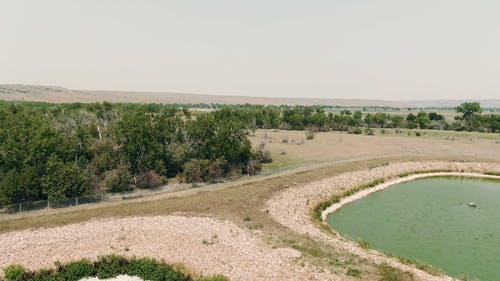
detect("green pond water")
[327,177,500,281]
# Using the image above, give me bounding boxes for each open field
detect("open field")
[249,129,500,172]
[1,130,499,280]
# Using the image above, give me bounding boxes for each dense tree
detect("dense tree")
[416,112,431,129]
[41,156,88,200]
[456,102,481,121]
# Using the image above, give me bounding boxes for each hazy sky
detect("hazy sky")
[1,1,499,100]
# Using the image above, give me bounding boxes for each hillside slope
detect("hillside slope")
[1,84,498,108]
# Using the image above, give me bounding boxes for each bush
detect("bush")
[58,259,96,281]
[29,268,57,281]
[135,170,165,189]
[2,255,201,281]
[365,128,375,135]
[347,127,362,134]
[206,160,225,183]
[94,255,124,279]
[253,149,272,164]
[104,166,133,193]
[183,159,210,183]
[3,264,26,281]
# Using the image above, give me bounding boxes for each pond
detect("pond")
[327,176,500,281]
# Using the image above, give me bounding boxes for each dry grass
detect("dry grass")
[250,129,500,171]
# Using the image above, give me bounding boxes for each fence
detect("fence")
[0,161,327,215]
[0,194,108,214]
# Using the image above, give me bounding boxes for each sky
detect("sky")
[1,0,499,100]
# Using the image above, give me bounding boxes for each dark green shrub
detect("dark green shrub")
[183,159,211,183]
[94,255,126,279]
[58,259,95,281]
[3,264,26,281]
[29,269,59,281]
[104,166,133,193]
[126,258,164,280]
[0,255,197,281]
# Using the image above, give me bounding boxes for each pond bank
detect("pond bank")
[267,160,500,281]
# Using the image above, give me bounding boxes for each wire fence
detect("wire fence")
[0,161,326,215]
[0,194,108,214]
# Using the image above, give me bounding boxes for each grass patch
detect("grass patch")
[357,240,370,250]
[394,256,442,276]
[377,264,414,281]
[346,267,362,278]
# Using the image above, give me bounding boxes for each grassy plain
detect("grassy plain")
[0,129,499,280]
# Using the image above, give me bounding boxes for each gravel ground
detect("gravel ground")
[0,216,329,281]
[267,161,500,281]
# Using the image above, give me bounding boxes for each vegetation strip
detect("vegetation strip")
[318,171,500,221]
[1,255,228,281]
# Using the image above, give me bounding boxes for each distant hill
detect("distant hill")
[1,84,499,108]
[408,99,500,109]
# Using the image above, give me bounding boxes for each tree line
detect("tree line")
[0,101,498,206]
[213,102,499,132]
[0,102,261,205]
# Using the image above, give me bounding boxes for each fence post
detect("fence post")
[19,203,22,213]
[47,200,50,209]
[76,197,78,206]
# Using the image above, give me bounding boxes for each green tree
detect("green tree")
[416,111,431,129]
[104,165,133,193]
[42,156,88,200]
[456,102,481,121]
